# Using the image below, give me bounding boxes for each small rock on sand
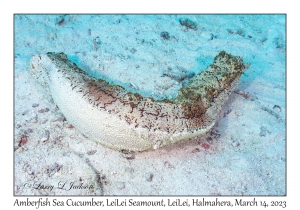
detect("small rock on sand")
[145,172,154,182]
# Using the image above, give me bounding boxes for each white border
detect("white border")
[2,0,298,209]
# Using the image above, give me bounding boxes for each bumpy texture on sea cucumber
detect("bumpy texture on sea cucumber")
[30,51,246,151]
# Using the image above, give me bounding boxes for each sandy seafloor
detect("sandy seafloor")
[14,14,286,196]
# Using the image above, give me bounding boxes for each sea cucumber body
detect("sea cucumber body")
[30,51,245,151]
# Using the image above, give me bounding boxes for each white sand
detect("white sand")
[14,14,285,195]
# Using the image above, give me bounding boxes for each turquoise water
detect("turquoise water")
[14,14,285,100]
[14,14,286,195]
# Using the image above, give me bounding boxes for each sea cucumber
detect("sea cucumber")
[30,51,246,151]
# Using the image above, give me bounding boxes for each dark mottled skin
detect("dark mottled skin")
[45,51,245,134]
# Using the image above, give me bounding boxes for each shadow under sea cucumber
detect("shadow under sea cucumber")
[30,51,246,151]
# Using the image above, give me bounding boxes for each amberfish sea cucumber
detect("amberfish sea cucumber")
[30,51,246,151]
